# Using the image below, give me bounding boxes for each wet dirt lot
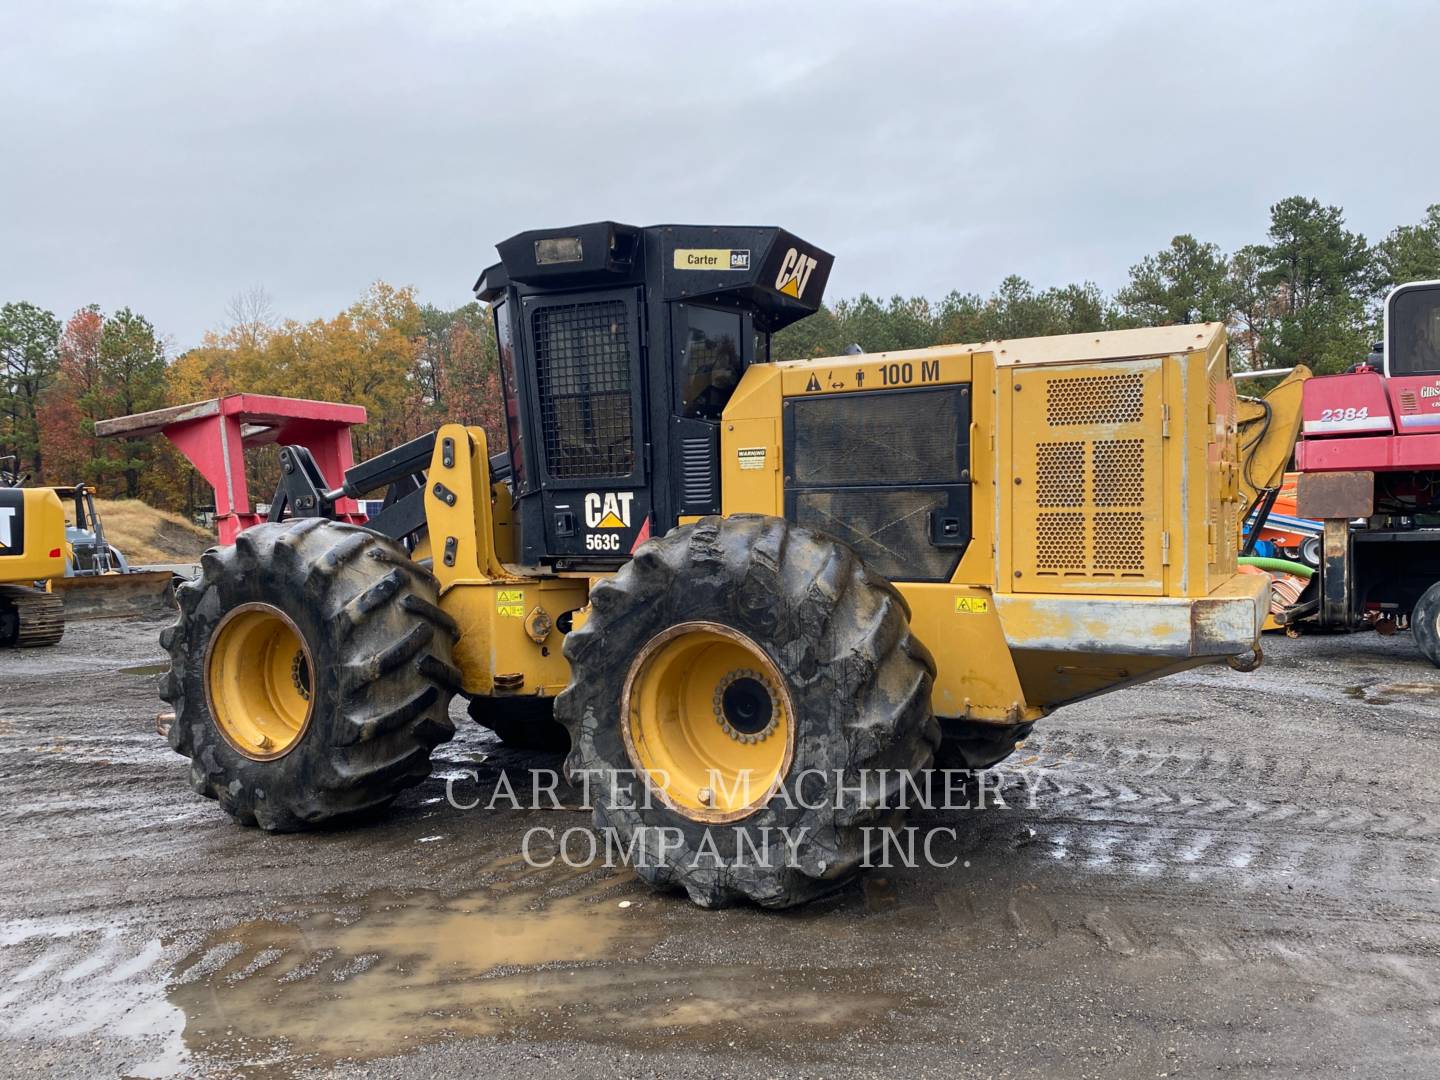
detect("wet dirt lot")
[2,617,1438,1078]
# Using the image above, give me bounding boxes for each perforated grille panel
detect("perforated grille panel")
[1046,372,1144,426]
[1093,511,1145,571]
[1014,360,1163,593]
[1036,442,1085,506]
[1092,439,1145,506]
[532,300,634,480]
[1036,512,1085,570]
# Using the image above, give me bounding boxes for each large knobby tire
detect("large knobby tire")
[934,719,1034,771]
[556,514,938,909]
[1414,581,1440,668]
[159,519,461,830]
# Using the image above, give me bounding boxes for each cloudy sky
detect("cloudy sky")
[2,0,1435,349]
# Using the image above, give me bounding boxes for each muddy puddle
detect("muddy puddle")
[1343,680,1438,706]
[164,870,910,1071]
[119,662,170,676]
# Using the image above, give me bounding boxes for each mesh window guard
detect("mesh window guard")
[531,300,635,480]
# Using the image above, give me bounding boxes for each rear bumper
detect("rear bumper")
[1297,430,1440,472]
[993,573,1269,659]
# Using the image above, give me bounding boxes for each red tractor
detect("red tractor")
[1289,280,1440,664]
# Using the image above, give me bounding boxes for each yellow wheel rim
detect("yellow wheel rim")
[621,621,795,823]
[204,603,314,761]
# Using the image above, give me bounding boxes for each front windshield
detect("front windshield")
[1390,285,1440,376]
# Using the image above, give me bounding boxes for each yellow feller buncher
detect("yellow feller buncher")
[0,486,67,648]
[159,223,1269,908]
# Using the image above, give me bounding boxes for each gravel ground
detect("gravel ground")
[1,616,1438,1078]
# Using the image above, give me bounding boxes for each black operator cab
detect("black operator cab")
[475,223,832,568]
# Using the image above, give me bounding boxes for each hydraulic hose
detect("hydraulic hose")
[1238,555,1314,579]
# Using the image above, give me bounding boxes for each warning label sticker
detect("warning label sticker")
[674,249,750,271]
[953,596,989,614]
[497,589,524,618]
[737,447,767,471]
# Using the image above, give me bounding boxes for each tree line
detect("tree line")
[2,195,1437,515]
[0,285,501,512]
[773,197,1440,370]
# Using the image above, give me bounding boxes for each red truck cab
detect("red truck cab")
[1292,281,1440,664]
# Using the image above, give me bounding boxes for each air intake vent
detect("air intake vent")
[532,300,634,480]
[681,436,715,506]
[1093,511,1145,571]
[1400,390,1418,414]
[1013,361,1163,593]
[1036,512,1085,570]
[1046,372,1144,426]
[1035,442,1085,506]
[1092,438,1145,506]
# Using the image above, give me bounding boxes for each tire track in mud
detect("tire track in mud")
[914,871,1440,1021]
[1010,772,1440,844]
[950,791,1440,911]
[900,711,1440,1019]
[4,625,1439,1075]
[895,706,1440,1041]
[998,727,1440,841]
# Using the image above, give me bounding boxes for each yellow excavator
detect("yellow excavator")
[1236,365,1311,520]
[0,484,66,648]
[1233,366,1314,628]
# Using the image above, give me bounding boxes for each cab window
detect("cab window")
[676,307,743,420]
[493,300,528,490]
[1391,286,1440,376]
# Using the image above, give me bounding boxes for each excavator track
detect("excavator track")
[0,584,65,648]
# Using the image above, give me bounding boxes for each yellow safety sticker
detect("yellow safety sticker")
[496,590,524,603]
[497,604,525,618]
[673,248,751,271]
[954,596,989,614]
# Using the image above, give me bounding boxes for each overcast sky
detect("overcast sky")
[1,0,1435,350]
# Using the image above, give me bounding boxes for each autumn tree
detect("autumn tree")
[36,306,105,483]
[419,302,505,443]
[0,301,61,477]
[162,284,512,506]
[20,197,1425,516]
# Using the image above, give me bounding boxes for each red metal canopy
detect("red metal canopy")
[96,394,367,544]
